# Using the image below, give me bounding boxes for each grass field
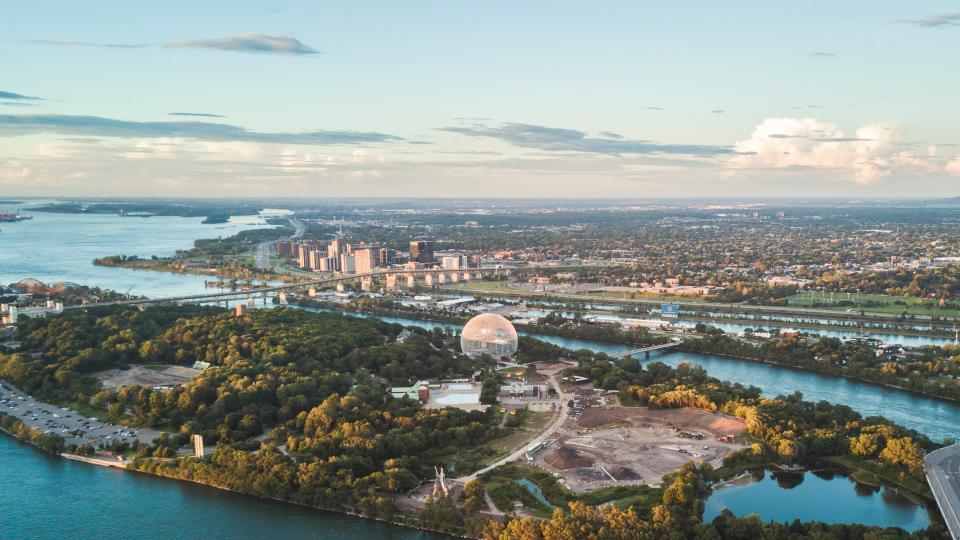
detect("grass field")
[142,364,172,372]
[489,411,553,454]
[788,292,960,318]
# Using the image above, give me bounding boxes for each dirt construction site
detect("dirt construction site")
[94,365,202,391]
[536,405,746,492]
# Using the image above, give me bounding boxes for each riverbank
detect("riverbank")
[678,312,960,340]
[92,258,300,285]
[122,462,466,539]
[676,347,960,408]
[0,397,463,538]
[0,412,65,455]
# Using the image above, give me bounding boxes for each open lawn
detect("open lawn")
[788,292,960,318]
[489,411,554,454]
[143,364,172,372]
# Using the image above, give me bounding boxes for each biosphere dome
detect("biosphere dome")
[460,313,519,359]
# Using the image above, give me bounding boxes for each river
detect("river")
[0,200,272,298]
[0,203,949,533]
[0,436,442,540]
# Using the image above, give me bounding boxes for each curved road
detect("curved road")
[925,445,960,539]
[455,372,568,484]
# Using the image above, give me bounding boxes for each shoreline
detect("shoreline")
[0,419,466,539]
[679,348,960,408]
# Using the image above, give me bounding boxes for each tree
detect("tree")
[879,437,924,474]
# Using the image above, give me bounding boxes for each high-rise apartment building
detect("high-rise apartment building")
[353,246,383,274]
[441,254,468,270]
[410,240,434,264]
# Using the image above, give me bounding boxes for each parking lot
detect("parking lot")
[0,380,162,447]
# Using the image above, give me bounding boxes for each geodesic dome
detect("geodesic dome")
[460,313,519,359]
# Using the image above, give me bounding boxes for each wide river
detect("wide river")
[0,200,271,297]
[0,202,948,533]
[0,436,442,540]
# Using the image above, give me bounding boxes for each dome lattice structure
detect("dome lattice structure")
[460,313,519,359]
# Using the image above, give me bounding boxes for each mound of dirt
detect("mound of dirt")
[607,466,640,481]
[545,446,595,470]
[576,405,745,436]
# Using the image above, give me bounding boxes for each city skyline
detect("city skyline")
[3,1,960,198]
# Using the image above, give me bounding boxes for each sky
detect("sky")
[2,1,959,198]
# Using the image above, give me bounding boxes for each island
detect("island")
[0,305,946,539]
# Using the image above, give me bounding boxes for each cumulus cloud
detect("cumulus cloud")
[947,156,960,175]
[28,34,318,56]
[0,114,402,145]
[439,122,730,156]
[730,117,945,185]
[900,12,960,28]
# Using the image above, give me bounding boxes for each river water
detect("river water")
[0,203,948,533]
[703,469,934,531]
[0,436,442,540]
[0,200,271,298]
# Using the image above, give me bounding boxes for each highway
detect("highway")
[925,445,960,539]
[254,218,305,271]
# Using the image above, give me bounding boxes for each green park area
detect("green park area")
[788,292,960,319]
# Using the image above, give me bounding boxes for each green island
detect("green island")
[93,226,299,283]
[0,305,948,538]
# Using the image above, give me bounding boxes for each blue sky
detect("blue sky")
[2,1,959,197]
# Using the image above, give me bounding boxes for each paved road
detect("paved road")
[925,445,960,539]
[455,372,568,483]
[254,218,305,272]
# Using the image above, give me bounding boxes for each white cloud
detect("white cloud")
[0,160,32,184]
[729,118,912,185]
[947,156,960,175]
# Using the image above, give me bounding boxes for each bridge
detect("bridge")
[925,445,960,539]
[611,340,682,359]
[63,267,511,310]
